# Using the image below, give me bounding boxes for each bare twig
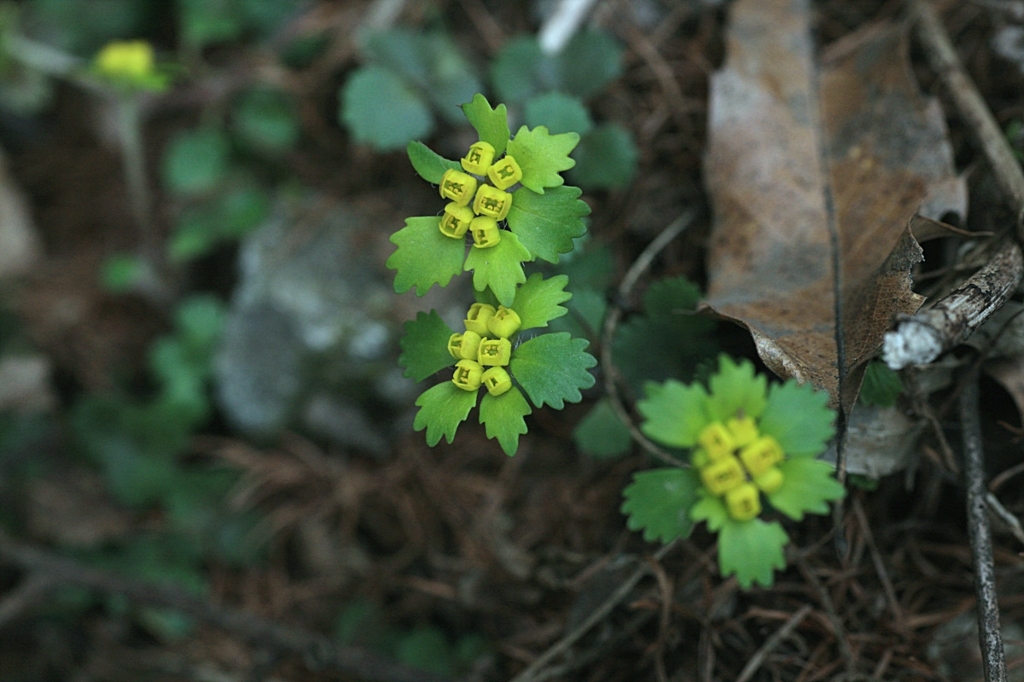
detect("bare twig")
[509,540,679,682]
[600,211,696,467]
[0,575,55,630]
[910,0,1024,235]
[961,370,1009,682]
[734,604,813,682]
[883,240,1024,369]
[0,531,451,682]
[538,0,601,55]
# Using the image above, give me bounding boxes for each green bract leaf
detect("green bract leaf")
[759,380,835,457]
[718,518,789,589]
[573,398,632,458]
[690,491,730,532]
[511,273,571,331]
[462,93,510,156]
[407,141,461,184]
[510,333,596,409]
[506,125,579,193]
[507,186,589,263]
[859,360,902,407]
[637,380,709,448]
[767,458,845,521]
[524,92,593,136]
[706,355,768,422]
[413,381,478,446]
[340,66,433,150]
[387,216,466,296]
[570,123,638,190]
[621,468,701,542]
[479,387,531,456]
[399,311,456,381]
[463,232,531,307]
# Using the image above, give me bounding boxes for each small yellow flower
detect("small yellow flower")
[96,40,154,80]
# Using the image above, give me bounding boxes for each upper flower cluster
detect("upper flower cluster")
[438,141,523,248]
[92,40,170,92]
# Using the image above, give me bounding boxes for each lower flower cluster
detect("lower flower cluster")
[693,418,785,521]
[447,303,521,396]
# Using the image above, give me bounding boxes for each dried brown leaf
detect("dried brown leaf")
[703,0,965,408]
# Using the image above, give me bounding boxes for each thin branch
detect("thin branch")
[0,531,451,682]
[734,604,813,682]
[538,0,601,55]
[910,0,1024,236]
[509,540,679,682]
[883,240,1024,369]
[960,368,1008,682]
[601,210,696,468]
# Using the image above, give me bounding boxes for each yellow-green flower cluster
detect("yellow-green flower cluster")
[92,40,169,91]
[447,302,521,396]
[693,417,785,521]
[437,141,523,249]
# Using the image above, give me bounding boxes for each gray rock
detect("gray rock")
[215,196,418,453]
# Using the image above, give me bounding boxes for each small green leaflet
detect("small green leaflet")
[399,311,455,381]
[507,186,589,263]
[506,125,579,193]
[767,458,845,521]
[462,94,510,156]
[463,233,532,307]
[387,216,466,296]
[621,468,701,542]
[574,397,632,458]
[407,141,461,184]
[511,273,571,331]
[706,355,768,422]
[479,387,531,456]
[637,380,709,448]
[718,518,789,589]
[859,360,902,407]
[690,491,729,532]
[759,380,835,457]
[510,333,596,408]
[414,382,478,446]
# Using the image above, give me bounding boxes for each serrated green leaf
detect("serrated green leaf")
[524,92,593,136]
[340,66,433,150]
[859,360,902,407]
[767,458,845,520]
[407,141,461,184]
[570,124,637,189]
[706,355,768,422]
[718,517,788,589]
[510,333,596,409]
[511,273,571,331]
[642,276,710,323]
[574,398,632,459]
[760,380,835,456]
[507,186,589,263]
[563,287,607,338]
[399,311,456,381]
[506,125,579,193]
[479,387,531,456]
[556,29,624,99]
[690,491,730,532]
[413,381,478,446]
[621,468,700,542]
[462,93,510,156]
[463,232,531,306]
[387,216,466,296]
[637,379,709,448]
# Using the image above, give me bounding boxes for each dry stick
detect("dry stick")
[600,211,696,468]
[734,604,813,682]
[795,555,855,672]
[509,539,680,682]
[0,532,452,682]
[883,241,1024,369]
[0,575,55,630]
[960,371,1009,682]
